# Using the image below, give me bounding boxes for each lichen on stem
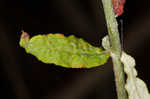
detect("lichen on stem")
[101,0,128,99]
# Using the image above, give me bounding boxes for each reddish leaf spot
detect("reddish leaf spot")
[21,31,30,40]
[72,65,86,68]
[47,33,64,37]
[112,0,126,17]
[57,34,64,37]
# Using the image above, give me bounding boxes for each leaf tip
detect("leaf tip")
[21,31,30,40]
[19,31,30,48]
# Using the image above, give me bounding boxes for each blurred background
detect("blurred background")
[0,0,150,99]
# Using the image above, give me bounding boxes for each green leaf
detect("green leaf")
[19,32,109,68]
[121,52,150,99]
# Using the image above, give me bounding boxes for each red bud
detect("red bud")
[112,0,126,17]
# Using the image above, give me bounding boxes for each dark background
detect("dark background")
[0,0,150,99]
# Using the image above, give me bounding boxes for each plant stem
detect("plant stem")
[101,0,128,99]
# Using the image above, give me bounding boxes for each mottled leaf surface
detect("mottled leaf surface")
[20,32,109,68]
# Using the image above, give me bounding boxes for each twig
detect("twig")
[101,0,128,99]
